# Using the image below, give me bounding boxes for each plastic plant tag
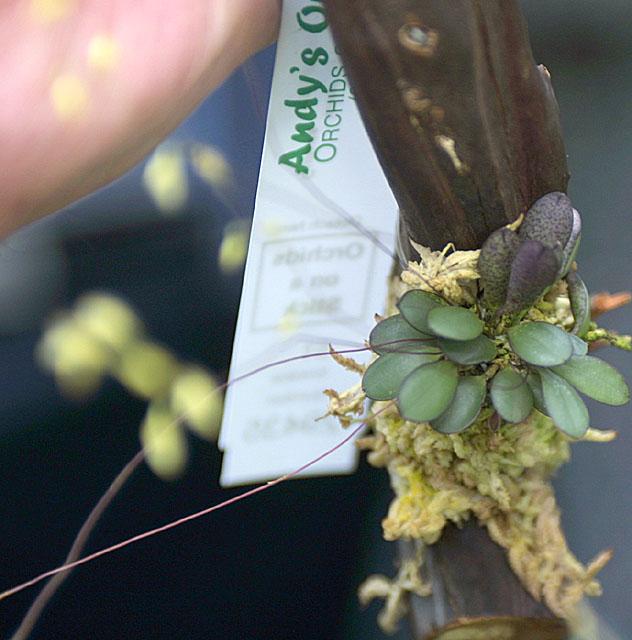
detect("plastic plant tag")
[219,0,398,486]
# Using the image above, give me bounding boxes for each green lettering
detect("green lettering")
[297,74,327,96]
[279,145,312,175]
[301,47,329,67]
[291,121,315,144]
[297,6,327,33]
[284,97,318,121]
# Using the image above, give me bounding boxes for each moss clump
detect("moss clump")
[329,243,618,630]
[361,404,609,618]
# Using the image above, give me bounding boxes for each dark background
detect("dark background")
[1,2,631,638]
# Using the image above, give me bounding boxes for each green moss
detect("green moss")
[329,243,616,623]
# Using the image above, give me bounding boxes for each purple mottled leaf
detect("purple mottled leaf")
[558,208,581,277]
[501,240,560,314]
[566,270,591,336]
[519,192,574,252]
[478,227,522,310]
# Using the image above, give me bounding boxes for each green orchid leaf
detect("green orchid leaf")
[431,375,486,434]
[566,271,591,337]
[426,306,484,341]
[478,227,522,311]
[397,289,446,334]
[438,334,497,365]
[362,352,441,401]
[490,368,534,423]
[551,355,630,406]
[369,313,438,355]
[507,322,573,367]
[568,333,588,357]
[398,360,458,423]
[539,368,589,438]
[526,371,548,414]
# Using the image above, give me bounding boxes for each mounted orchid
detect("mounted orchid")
[362,193,630,438]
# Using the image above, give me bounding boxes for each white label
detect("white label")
[219,0,398,486]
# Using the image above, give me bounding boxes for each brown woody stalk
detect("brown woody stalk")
[326,1,572,638]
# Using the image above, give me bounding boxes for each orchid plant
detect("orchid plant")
[362,193,630,437]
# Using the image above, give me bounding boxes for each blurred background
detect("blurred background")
[1,1,631,638]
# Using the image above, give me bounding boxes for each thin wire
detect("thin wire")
[296,175,400,265]
[0,404,391,604]
[240,57,399,266]
[2,339,417,627]
[10,450,145,640]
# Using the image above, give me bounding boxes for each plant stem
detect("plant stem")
[11,451,145,640]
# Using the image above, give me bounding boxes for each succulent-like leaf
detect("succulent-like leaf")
[519,192,574,251]
[478,227,522,310]
[566,271,591,337]
[431,375,486,434]
[438,334,497,365]
[490,368,534,423]
[398,360,458,423]
[397,289,445,334]
[559,208,581,277]
[568,333,588,357]
[526,371,547,414]
[508,321,573,367]
[369,314,438,355]
[362,352,441,401]
[552,355,630,406]
[539,368,590,437]
[501,240,560,315]
[427,306,484,341]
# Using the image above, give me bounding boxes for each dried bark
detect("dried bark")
[326,1,572,637]
[326,0,569,258]
[400,530,567,639]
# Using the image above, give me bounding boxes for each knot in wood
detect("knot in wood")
[398,21,438,57]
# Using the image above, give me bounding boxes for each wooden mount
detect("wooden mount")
[326,1,572,637]
[326,0,569,258]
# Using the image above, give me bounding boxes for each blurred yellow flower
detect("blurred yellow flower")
[37,317,111,397]
[189,144,232,189]
[218,221,249,273]
[141,404,188,480]
[74,293,142,352]
[38,292,224,480]
[171,368,223,439]
[117,342,179,400]
[143,146,188,214]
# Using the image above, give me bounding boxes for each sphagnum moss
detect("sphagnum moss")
[328,239,626,632]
